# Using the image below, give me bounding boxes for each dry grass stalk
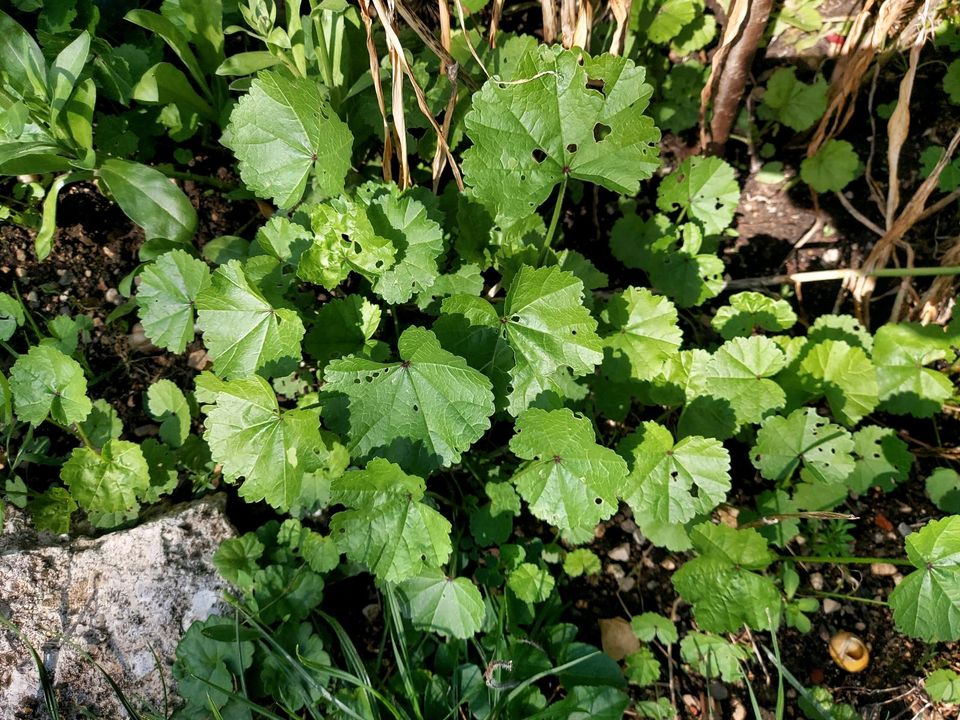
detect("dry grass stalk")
[917,237,960,324]
[390,47,411,189]
[608,0,633,55]
[453,0,491,77]
[489,0,505,47]
[561,0,578,47]
[359,0,393,183]
[572,1,593,48]
[541,0,558,43]
[884,41,921,229]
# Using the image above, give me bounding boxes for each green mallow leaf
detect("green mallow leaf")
[78,399,122,450]
[873,322,959,417]
[758,68,828,132]
[61,439,150,513]
[619,422,730,529]
[507,562,555,603]
[926,668,960,703]
[752,408,855,485]
[927,468,960,513]
[646,0,698,43]
[0,292,24,342]
[630,612,678,645]
[601,287,682,381]
[398,568,486,639]
[324,326,494,476]
[889,516,960,642]
[136,249,211,353]
[563,548,602,577]
[146,379,191,447]
[800,139,859,193]
[29,486,77,534]
[196,260,305,379]
[255,216,312,265]
[798,339,878,426]
[298,196,396,290]
[221,70,353,208]
[173,615,254,712]
[198,373,328,512]
[329,458,452,583]
[656,156,740,236]
[487,481,522,517]
[304,294,381,371]
[367,187,444,304]
[672,523,780,632]
[679,633,748,682]
[509,408,628,537]
[624,647,661,687]
[463,46,660,222]
[697,336,786,428]
[9,345,92,427]
[416,264,485,313]
[213,534,265,590]
[711,291,797,339]
[501,265,603,414]
[847,425,913,493]
[98,159,197,244]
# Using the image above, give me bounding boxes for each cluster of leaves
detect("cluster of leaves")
[3,1,960,718]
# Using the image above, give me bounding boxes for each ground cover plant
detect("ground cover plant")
[1,0,960,717]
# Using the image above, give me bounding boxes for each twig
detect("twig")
[725,264,960,289]
[835,191,884,236]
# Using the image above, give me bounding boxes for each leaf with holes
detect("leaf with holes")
[463,46,660,222]
[752,408,855,485]
[889,516,960,642]
[323,326,494,476]
[798,339,878,426]
[656,156,740,236]
[847,425,913,493]
[619,422,730,529]
[508,408,628,537]
[328,459,452,583]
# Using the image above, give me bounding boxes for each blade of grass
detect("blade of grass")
[315,609,380,720]
[382,586,425,720]
[0,614,60,720]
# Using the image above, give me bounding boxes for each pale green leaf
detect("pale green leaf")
[752,408,855,485]
[221,70,353,208]
[889,516,960,642]
[619,422,730,529]
[195,260,305,378]
[486,481,521,517]
[136,249,211,353]
[214,534,265,589]
[848,425,913,493]
[759,68,827,131]
[798,339,878,426]
[711,291,797,339]
[630,612,678,645]
[0,292,24,341]
[926,668,960,703]
[416,265,485,313]
[398,568,486,639]
[699,336,786,427]
[79,398,122,450]
[61,439,150,513]
[563,548,601,577]
[874,322,958,417]
[329,459,452,583]
[99,159,197,243]
[624,647,660,687]
[647,0,697,43]
[9,345,92,427]
[656,156,740,236]
[800,140,858,193]
[146,379,191,447]
[927,468,960,513]
[463,46,659,222]
[508,562,555,603]
[679,633,747,682]
[509,408,628,536]
[323,326,494,476]
[601,287,682,381]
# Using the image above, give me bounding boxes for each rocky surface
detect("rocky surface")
[0,496,235,719]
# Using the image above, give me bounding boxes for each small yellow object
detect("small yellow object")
[829,631,869,673]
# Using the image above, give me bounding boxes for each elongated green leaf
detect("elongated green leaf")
[48,31,90,115]
[137,249,212,353]
[195,260,305,378]
[9,345,92,427]
[221,71,353,208]
[329,458,452,583]
[463,46,660,222]
[98,159,197,243]
[198,373,326,511]
[509,408,628,537]
[217,51,282,76]
[124,9,208,93]
[324,326,494,476]
[889,516,960,642]
[35,173,72,261]
[0,10,46,99]
[61,439,150,513]
[133,62,216,121]
[398,569,485,639]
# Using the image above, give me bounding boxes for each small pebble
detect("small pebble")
[605,564,625,581]
[105,288,121,305]
[362,604,380,623]
[809,572,824,591]
[618,576,636,593]
[660,558,676,571]
[15,267,26,278]
[708,683,729,700]
[619,519,636,533]
[898,523,913,537]
[607,544,630,562]
[134,425,159,437]
[823,599,842,614]
[870,563,898,576]
[188,350,212,370]
[58,271,75,286]
[15,248,26,262]
[855,622,866,632]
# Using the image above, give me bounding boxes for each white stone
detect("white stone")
[0,496,234,719]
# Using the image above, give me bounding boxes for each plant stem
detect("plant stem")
[727,265,960,289]
[158,167,235,191]
[539,175,568,265]
[776,554,913,566]
[803,590,888,607]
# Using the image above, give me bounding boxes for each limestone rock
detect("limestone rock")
[0,496,235,719]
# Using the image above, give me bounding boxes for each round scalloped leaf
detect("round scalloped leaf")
[700,335,786,428]
[619,422,730,527]
[329,459,452,583]
[751,408,855,485]
[601,287,682,381]
[800,139,859,193]
[9,344,92,427]
[927,468,960,513]
[758,67,827,132]
[656,156,740,236]
[304,294,381,371]
[889,516,960,642]
[926,668,960,703]
[135,249,207,339]
[563,548,602,577]
[323,326,495,476]
[463,46,660,222]
[61,439,149,513]
[630,612,678,645]
[798,339,878,426]
[679,633,748,683]
[848,425,913,493]
[221,70,352,208]
[195,260,305,379]
[146,379,190,448]
[213,534,265,590]
[398,568,486,639]
[507,562,555,603]
[711,291,797,339]
[874,322,959,418]
[509,408,628,536]
[0,292,24,342]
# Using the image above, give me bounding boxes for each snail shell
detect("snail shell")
[829,631,869,673]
